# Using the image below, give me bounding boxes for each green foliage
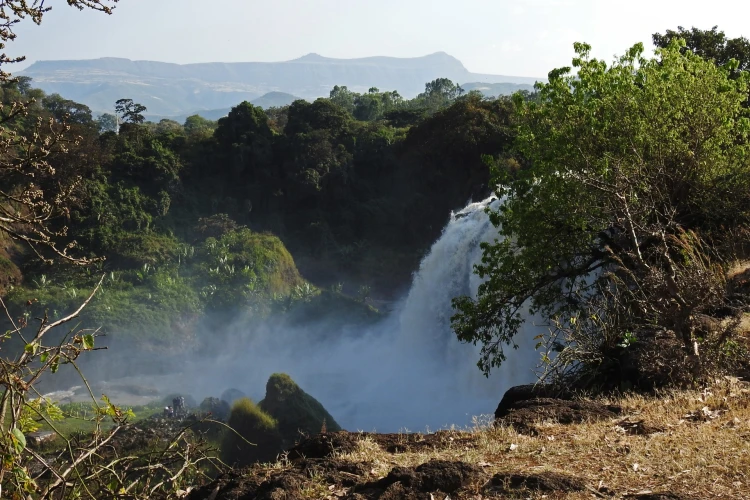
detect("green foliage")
[259,373,341,446]
[85,272,202,344]
[184,114,217,138]
[653,25,750,74]
[195,228,304,310]
[96,112,118,133]
[221,398,282,466]
[42,93,94,127]
[452,38,750,376]
[3,72,516,346]
[115,98,148,124]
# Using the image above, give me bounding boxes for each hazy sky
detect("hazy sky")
[10,0,750,77]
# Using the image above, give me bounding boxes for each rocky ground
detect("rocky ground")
[184,378,750,500]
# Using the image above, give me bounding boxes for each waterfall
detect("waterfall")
[282,194,540,431]
[350,194,542,430]
[73,196,542,432]
[220,194,542,431]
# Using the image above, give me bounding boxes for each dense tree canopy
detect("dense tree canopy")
[452,39,750,376]
[0,68,512,337]
[653,26,750,73]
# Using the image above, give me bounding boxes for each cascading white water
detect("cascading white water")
[357,194,542,430]
[270,194,541,431]
[70,195,542,432]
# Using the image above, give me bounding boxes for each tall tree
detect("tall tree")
[329,85,356,114]
[115,98,148,124]
[42,92,94,126]
[452,40,750,377]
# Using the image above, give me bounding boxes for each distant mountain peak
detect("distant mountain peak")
[295,53,326,61]
[20,53,540,118]
[426,51,453,58]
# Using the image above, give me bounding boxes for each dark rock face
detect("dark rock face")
[494,384,621,435]
[376,460,485,494]
[494,383,571,418]
[496,397,622,434]
[486,471,586,494]
[199,397,231,421]
[286,432,360,460]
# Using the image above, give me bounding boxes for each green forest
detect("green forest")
[3,0,750,495]
[0,72,519,344]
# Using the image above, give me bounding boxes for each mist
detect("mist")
[63,196,543,432]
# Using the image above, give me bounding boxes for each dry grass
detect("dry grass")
[222,379,750,499]
[328,378,750,499]
[725,260,750,281]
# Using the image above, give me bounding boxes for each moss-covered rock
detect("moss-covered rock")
[221,398,283,466]
[259,373,342,448]
[195,228,305,312]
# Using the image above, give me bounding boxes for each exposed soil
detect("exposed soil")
[365,460,485,495]
[495,397,622,435]
[187,456,489,500]
[485,471,587,494]
[287,432,361,460]
[287,430,477,460]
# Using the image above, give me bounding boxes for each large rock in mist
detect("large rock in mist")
[260,373,342,444]
[220,374,341,466]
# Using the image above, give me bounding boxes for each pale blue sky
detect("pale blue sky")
[10,0,750,77]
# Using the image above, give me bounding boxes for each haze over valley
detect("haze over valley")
[21,52,538,119]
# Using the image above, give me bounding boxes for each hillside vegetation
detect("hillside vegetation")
[0,73,514,347]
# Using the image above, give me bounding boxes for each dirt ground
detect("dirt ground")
[185,377,750,500]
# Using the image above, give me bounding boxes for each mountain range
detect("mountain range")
[20,52,540,120]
